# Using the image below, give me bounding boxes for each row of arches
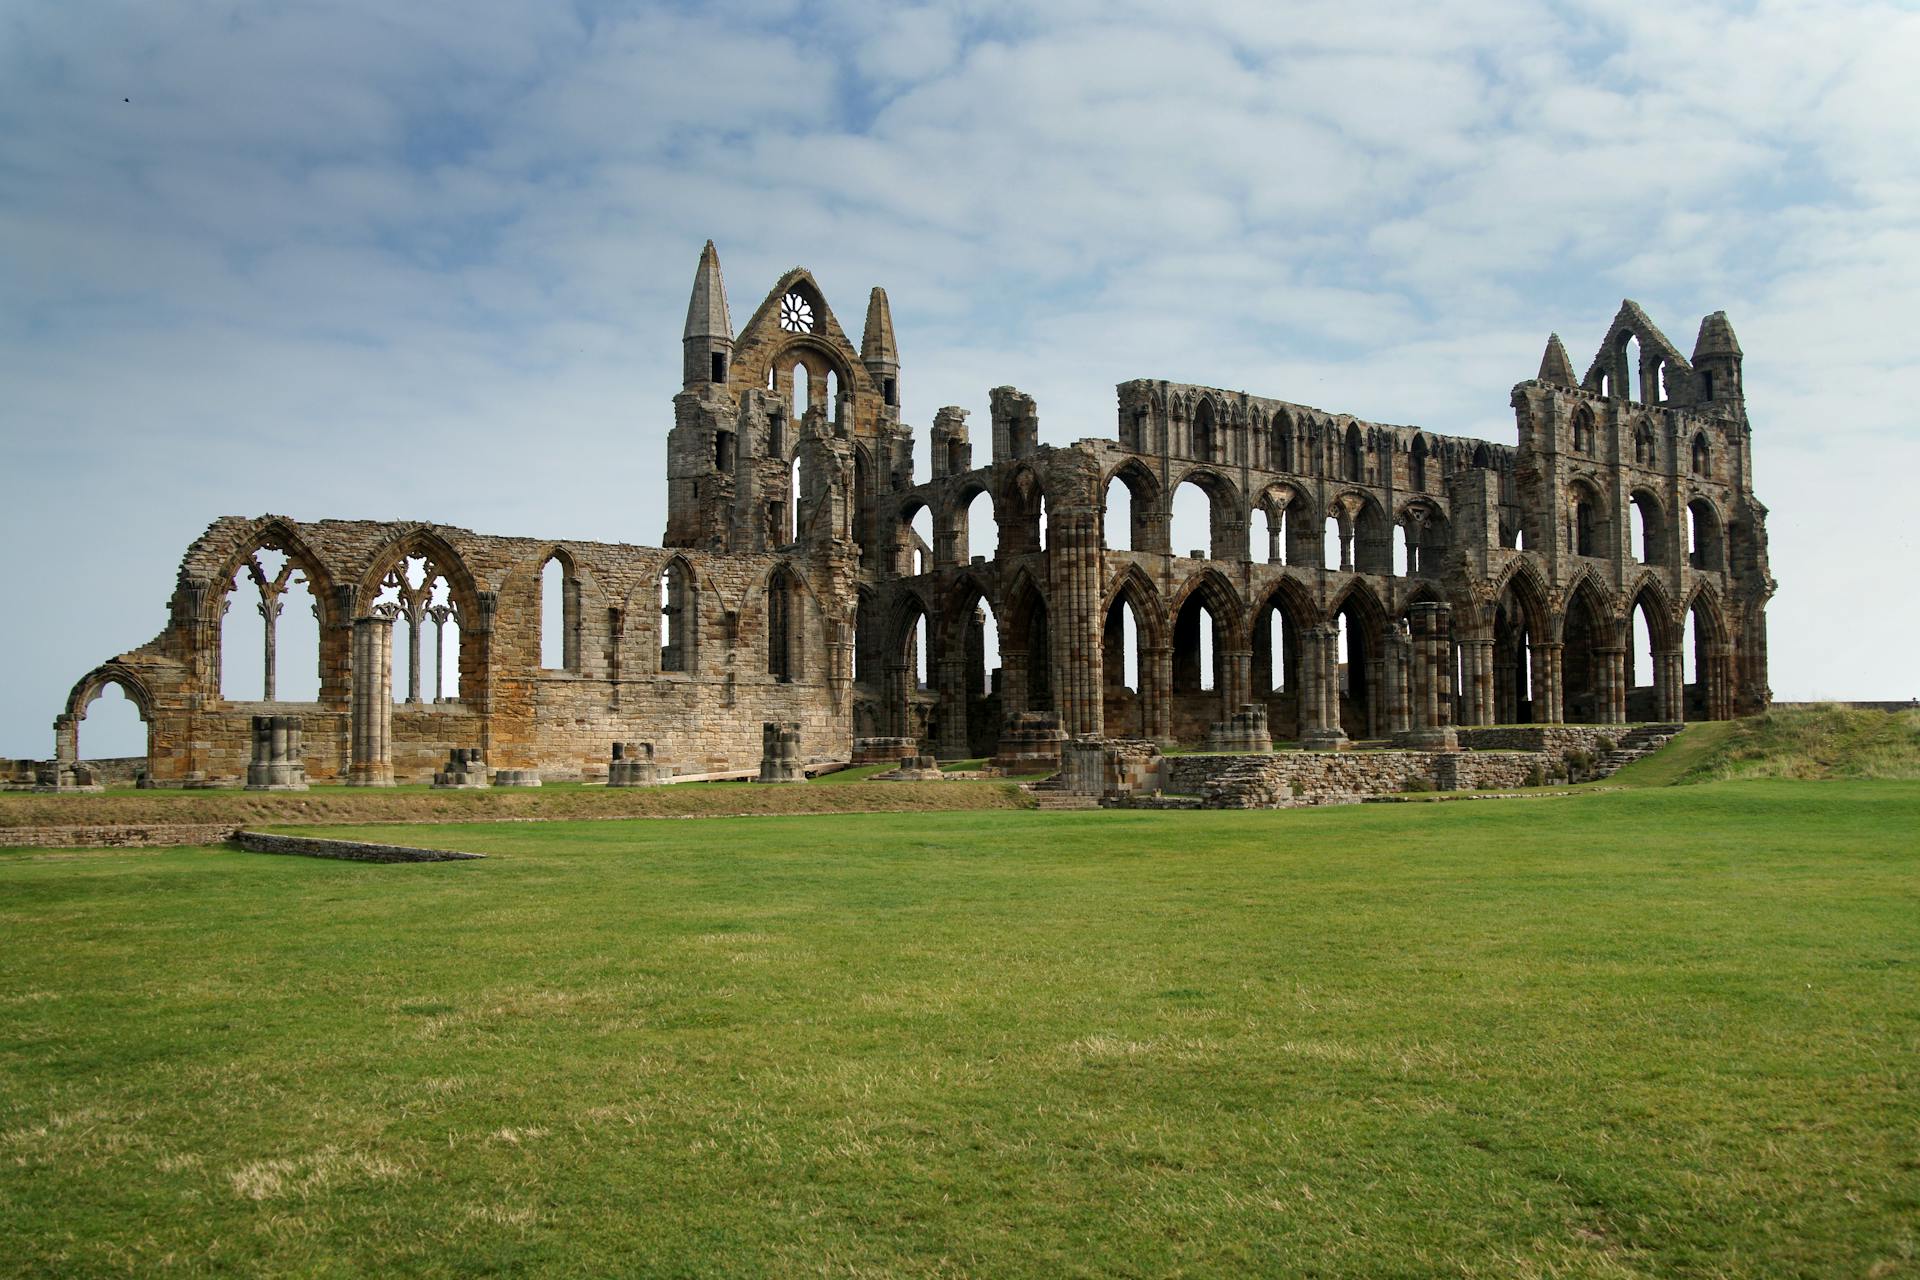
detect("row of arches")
[203,525,819,712]
[858,561,1736,751]
[1137,395,1489,493]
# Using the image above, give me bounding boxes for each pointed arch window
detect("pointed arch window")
[660,560,695,674]
[768,567,802,682]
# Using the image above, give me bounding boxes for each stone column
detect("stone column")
[1382,624,1412,740]
[258,590,284,701]
[53,714,78,765]
[1655,649,1684,721]
[1709,644,1735,720]
[934,655,968,759]
[348,616,395,787]
[1048,506,1105,738]
[1144,643,1173,745]
[1595,647,1627,724]
[1405,603,1458,748]
[1459,638,1495,726]
[404,602,425,704]
[1532,641,1564,724]
[885,658,914,739]
[429,605,453,702]
[1222,645,1253,713]
[1301,625,1348,750]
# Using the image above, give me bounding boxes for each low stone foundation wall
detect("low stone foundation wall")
[1164,750,1552,808]
[1457,726,1617,755]
[0,823,239,849]
[232,831,484,863]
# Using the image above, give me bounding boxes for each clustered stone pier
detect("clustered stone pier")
[245,715,308,791]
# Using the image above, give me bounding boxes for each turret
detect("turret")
[860,287,899,412]
[1692,311,1742,405]
[1536,333,1576,387]
[682,240,734,390]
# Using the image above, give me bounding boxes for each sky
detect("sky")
[3,0,1918,758]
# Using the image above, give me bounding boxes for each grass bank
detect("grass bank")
[0,774,1028,830]
[2,780,1915,1276]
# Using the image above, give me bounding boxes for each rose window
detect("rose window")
[778,292,815,334]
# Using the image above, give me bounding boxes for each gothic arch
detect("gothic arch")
[63,665,156,724]
[1102,564,1170,650]
[208,517,338,619]
[1168,566,1245,639]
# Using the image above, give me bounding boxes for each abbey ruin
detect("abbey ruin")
[37,242,1773,787]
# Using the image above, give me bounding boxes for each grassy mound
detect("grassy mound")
[1673,705,1920,783]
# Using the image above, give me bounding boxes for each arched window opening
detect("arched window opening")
[220,546,321,702]
[1104,476,1133,552]
[1687,499,1722,571]
[767,569,800,682]
[1324,515,1346,571]
[766,365,776,391]
[1252,507,1274,566]
[1472,442,1493,470]
[1345,423,1364,482]
[373,554,461,700]
[1193,400,1216,462]
[1170,480,1215,560]
[826,369,839,422]
[540,555,567,671]
[1575,500,1596,557]
[969,599,1003,697]
[1410,435,1429,490]
[1683,608,1699,686]
[1691,433,1712,477]
[1630,493,1659,564]
[1198,607,1214,690]
[1101,589,1150,737]
[1332,599,1373,739]
[1493,595,1536,724]
[1635,423,1657,467]
[1272,412,1294,473]
[914,614,929,690]
[965,489,995,561]
[1252,598,1297,699]
[1172,590,1224,708]
[1571,406,1595,454]
[1621,334,1642,404]
[1393,524,1410,576]
[1038,494,1049,552]
[1628,598,1658,719]
[660,561,694,673]
[791,363,809,421]
[910,505,933,576]
[789,454,803,544]
[1655,361,1669,403]
[76,683,147,766]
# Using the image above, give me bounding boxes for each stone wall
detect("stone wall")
[0,823,239,849]
[1155,748,1548,807]
[231,831,484,863]
[1456,726,1617,756]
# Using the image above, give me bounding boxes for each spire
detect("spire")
[1693,311,1742,361]
[1537,333,1576,387]
[860,287,898,369]
[682,240,732,342]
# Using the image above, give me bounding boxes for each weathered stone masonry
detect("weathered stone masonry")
[50,245,1772,785]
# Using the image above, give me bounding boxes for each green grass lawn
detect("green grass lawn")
[3,781,1917,1277]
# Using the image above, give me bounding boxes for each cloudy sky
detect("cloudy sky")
[3,0,1917,757]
